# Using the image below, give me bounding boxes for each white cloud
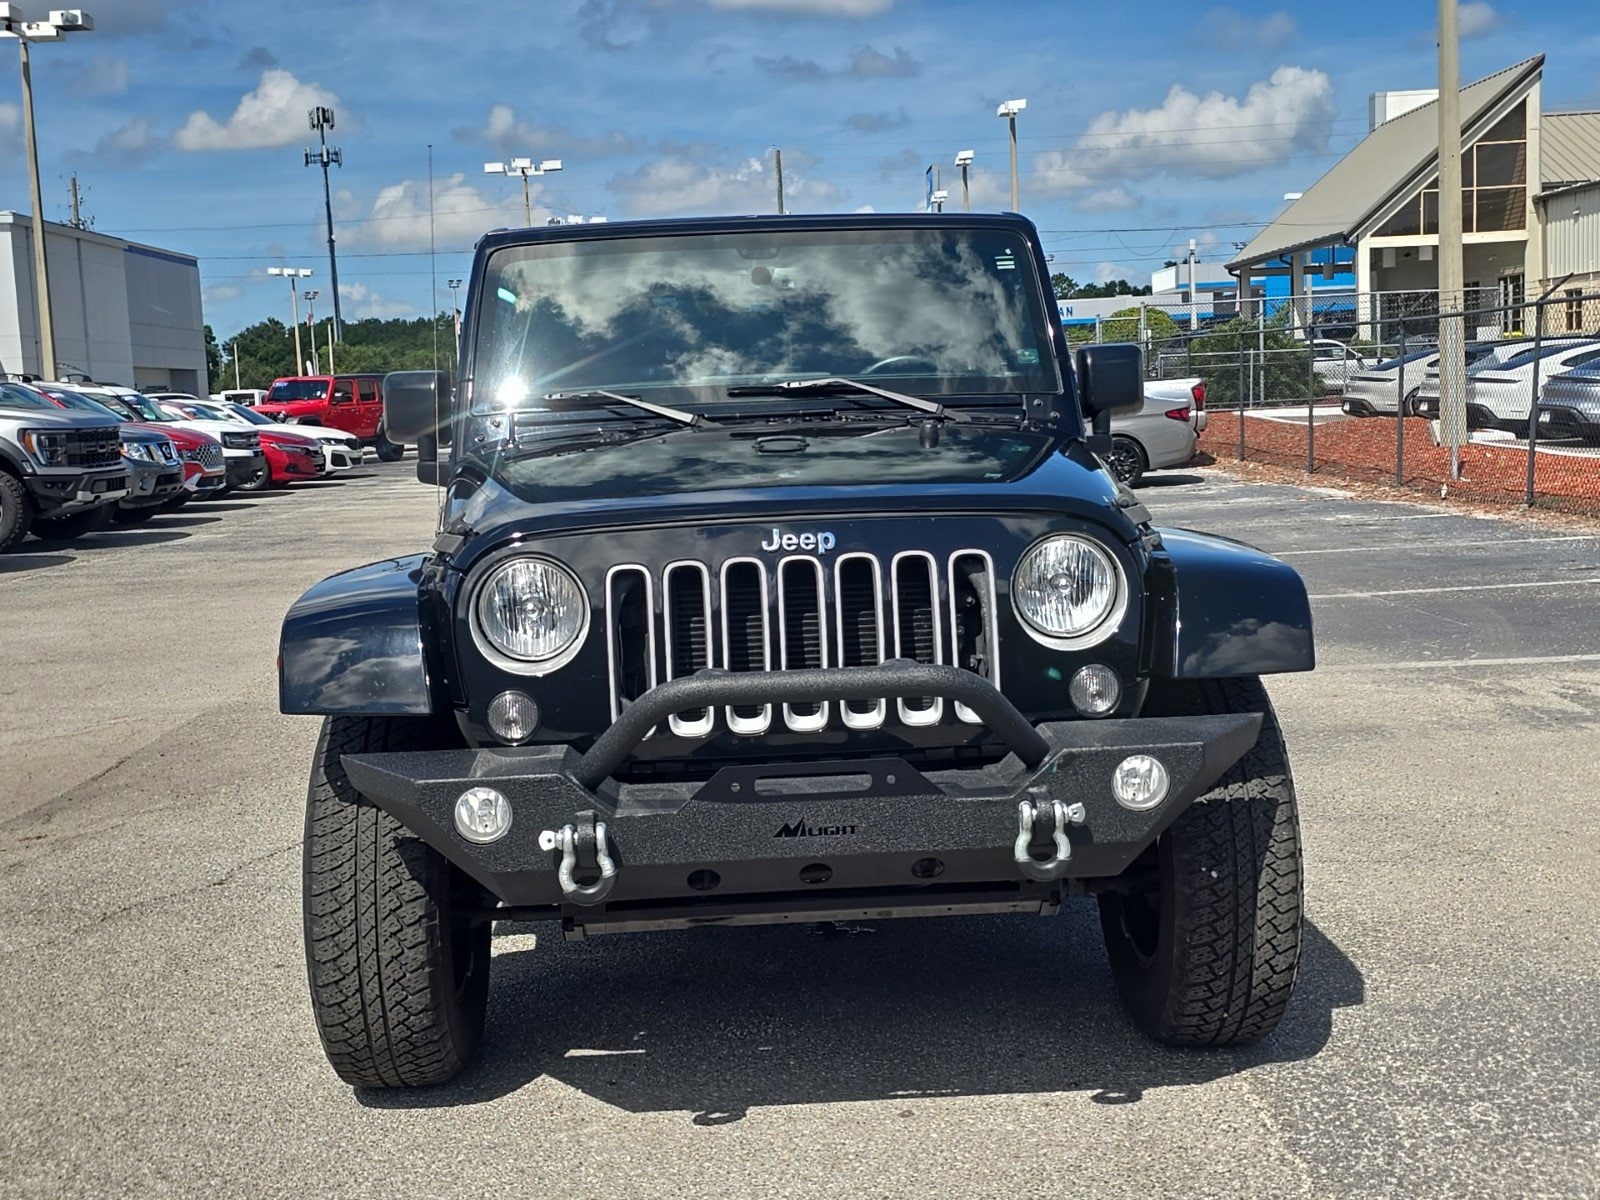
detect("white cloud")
[609,154,840,216]
[1458,1,1503,39]
[463,104,644,159]
[205,284,241,303]
[90,117,163,164]
[174,70,340,152]
[1075,186,1141,213]
[1092,261,1122,285]
[1201,8,1298,52]
[339,283,416,320]
[1034,66,1335,188]
[346,174,530,250]
[709,0,892,13]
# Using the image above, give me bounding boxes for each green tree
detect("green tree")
[1051,272,1080,299]
[203,325,223,392]
[216,313,458,390]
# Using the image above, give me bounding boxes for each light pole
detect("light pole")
[303,290,320,373]
[954,149,974,213]
[268,267,312,372]
[304,106,343,342]
[996,98,1027,212]
[930,189,949,214]
[1,6,95,380]
[484,157,563,226]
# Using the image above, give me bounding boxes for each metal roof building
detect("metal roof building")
[0,212,208,393]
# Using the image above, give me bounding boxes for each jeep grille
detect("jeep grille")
[605,551,1000,737]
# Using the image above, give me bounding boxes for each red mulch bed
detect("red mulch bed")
[1198,411,1600,516]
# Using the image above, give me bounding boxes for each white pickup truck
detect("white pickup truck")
[1104,376,1206,486]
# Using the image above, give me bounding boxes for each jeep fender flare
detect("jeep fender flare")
[279,554,439,714]
[1144,528,1315,678]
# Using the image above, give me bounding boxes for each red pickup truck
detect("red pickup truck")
[255,374,405,461]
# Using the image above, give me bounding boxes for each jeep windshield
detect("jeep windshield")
[267,381,330,401]
[472,225,1061,417]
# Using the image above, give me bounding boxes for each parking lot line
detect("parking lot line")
[1280,534,1600,557]
[1322,652,1600,670]
[1309,577,1600,599]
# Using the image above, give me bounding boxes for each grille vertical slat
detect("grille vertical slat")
[778,557,828,732]
[949,551,1000,724]
[605,566,655,725]
[892,552,944,725]
[834,554,886,728]
[720,558,771,734]
[663,562,714,737]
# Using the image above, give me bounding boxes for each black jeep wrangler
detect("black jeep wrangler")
[280,213,1314,1088]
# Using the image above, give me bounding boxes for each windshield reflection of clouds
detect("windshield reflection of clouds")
[495,426,1053,503]
[477,229,1057,409]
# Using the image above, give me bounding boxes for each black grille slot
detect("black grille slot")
[664,564,712,731]
[722,560,767,726]
[779,559,826,724]
[950,552,997,724]
[606,568,653,719]
[893,554,941,721]
[836,555,883,724]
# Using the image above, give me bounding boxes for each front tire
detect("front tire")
[234,464,271,493]
[1106,435,1148,486]
[303,715,493,1088]
[1098,676,1302,1046]
[0,472,34,552]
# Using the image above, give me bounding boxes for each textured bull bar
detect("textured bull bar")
[339,663,1263,927]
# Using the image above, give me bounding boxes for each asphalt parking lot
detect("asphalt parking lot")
[2,463,1597,1198]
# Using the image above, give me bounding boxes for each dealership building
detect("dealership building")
[0,211,209,394]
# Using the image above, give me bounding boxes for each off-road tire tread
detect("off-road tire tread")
[0,471,33,552]
[303,715,486,1088]
[1103,675,1302,1046]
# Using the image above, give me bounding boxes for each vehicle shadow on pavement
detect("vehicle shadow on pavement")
[357,911,1361,1118]
[23,529,191,553]
[1136,473,1207,489]
[0,552,75,573]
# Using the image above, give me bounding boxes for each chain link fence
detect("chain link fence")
[1069,288,1600,515]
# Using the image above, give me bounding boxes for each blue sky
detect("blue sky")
[2,0,1597,340]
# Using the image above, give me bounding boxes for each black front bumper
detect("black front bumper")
[225,452,267,488]
[341,663,1262,933]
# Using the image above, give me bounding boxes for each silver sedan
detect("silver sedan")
[1105,381,1200,486]
[1537,362,1600,441]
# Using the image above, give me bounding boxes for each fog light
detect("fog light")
[1112,755,1170,811]
[454,787,513,844]
[487,690,540,743]
[1069,664,1121,715]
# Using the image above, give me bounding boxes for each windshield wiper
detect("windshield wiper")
[542,389,716,428]
[723,377,960,420]
[503,425,678,463]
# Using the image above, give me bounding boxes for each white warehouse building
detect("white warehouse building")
[0,211,208,394]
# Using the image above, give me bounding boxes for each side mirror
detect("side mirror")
[383,370,452,445]
[1074,343,1144,421]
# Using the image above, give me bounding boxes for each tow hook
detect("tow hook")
[539,811,618,905]
[1013,797,1086,881]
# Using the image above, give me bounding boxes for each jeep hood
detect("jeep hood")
[446,423,1133,546]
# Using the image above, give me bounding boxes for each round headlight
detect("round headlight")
[1012,535,1120,641]
[475,557,588,663]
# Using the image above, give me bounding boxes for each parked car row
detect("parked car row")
[1103,377,1207,486]
[1343,336,1600,436]
[0,375,390,554]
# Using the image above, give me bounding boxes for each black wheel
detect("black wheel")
[1403,389,1421,417]
[374,428,406,462]
[1098,676,1302,1046]
[32,504,113,541]
[111,505,158,525]
[234,464,271,492]
[0,472,34,553]
[1105,435,1148,486]
[304,715,493,1088]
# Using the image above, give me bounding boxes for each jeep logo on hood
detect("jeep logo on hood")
[761,528,837,554]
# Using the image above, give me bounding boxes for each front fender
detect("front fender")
[279,555,438,715]
[1146,529,1314,678]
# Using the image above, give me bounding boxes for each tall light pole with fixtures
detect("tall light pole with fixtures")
[1,5,94,380]
[267,266,312,372]
[930,189,949,213]
[484,158,563,226]
[303,290,320,373]
[996,98,1026,212]
[954,149,974,213]
[304,106,343,342]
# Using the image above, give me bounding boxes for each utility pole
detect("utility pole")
[232,342,240,390]
[68,173,84,228]
[304,106,343,341]
[429,143,439,374]
[1187,238,1199,331]
[304,290,319,373]
[997,99,1027,212]
[1436,0,1466,480]
[774,148,785,215]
